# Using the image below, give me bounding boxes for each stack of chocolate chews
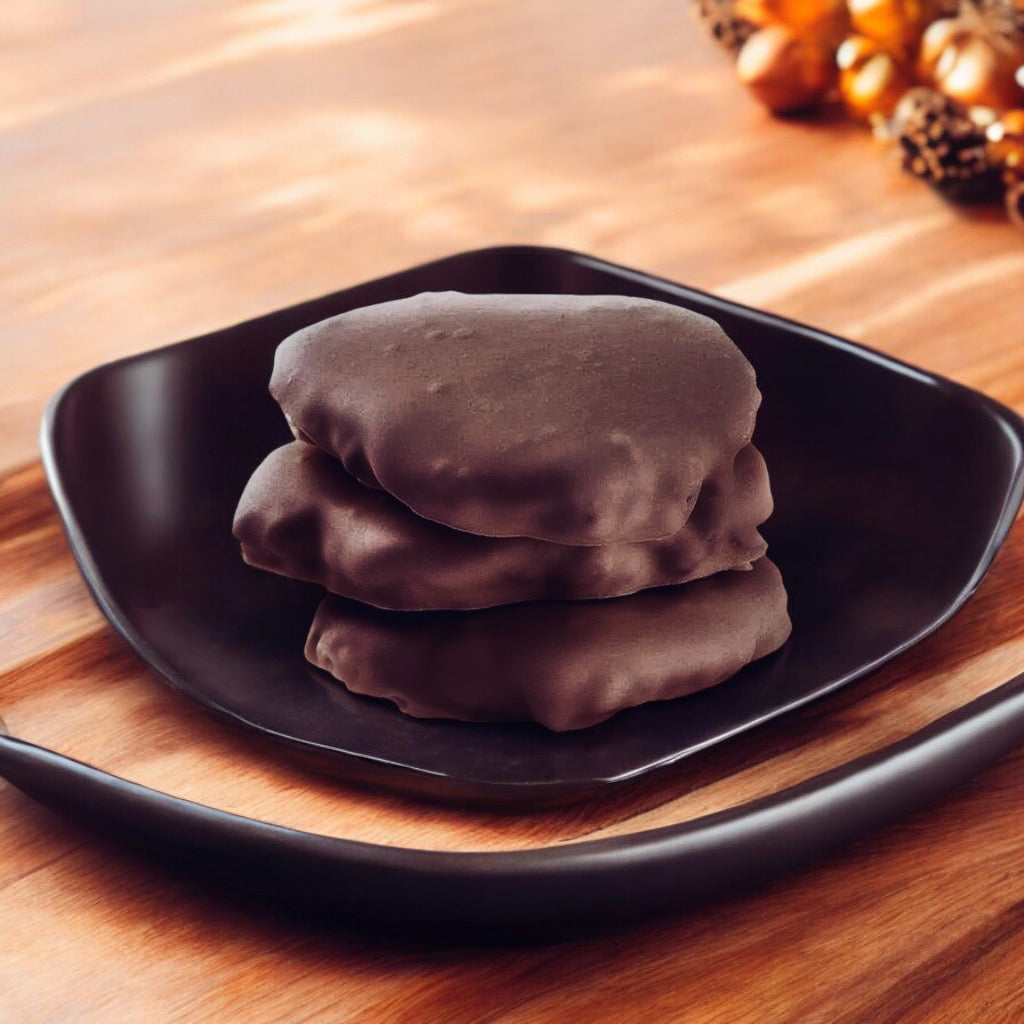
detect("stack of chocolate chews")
[233,291,790,731]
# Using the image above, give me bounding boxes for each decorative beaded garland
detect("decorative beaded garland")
[693,0,1024,229]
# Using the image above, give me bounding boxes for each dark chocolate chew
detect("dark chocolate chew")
[233,441,772,610]
[270,292,760,545]
[305,558,791,732]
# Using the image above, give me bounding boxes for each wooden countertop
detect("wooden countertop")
[3,1,1024,1020]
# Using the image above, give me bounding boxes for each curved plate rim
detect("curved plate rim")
[36,245,1024,801]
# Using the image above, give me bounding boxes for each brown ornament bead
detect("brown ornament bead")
[737,24,836,112]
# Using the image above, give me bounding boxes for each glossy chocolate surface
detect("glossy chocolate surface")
[270,291,760,544]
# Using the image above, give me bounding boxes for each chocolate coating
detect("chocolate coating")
[270,292,760,545]
[233,441,772,610]
[306,558,791,732]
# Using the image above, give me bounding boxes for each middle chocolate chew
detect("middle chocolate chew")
[233,441,773,610]
[306,556,792,732]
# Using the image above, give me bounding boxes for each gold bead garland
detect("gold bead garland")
[694,0,1024,229]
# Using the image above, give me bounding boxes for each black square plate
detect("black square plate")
[41,246,1024,803]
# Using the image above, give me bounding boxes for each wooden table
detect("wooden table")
[3,1,1024,1020]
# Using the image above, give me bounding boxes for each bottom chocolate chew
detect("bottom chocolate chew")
[305,557,791,732]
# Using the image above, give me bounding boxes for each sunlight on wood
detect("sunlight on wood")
[3,0,1024,1019]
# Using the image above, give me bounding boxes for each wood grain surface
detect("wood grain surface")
[3,1,1024,1021]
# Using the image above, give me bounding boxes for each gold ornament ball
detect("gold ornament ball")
[847,0,941,52]
[836,33,884,71]
[839,46,913,119]
[987,108,1024,179]
[917,17,971,81]
[735,0,850,45]
[935,36,1024,111]
[737,24,836,112]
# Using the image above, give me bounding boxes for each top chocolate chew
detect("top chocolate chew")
[271,292,760,545]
